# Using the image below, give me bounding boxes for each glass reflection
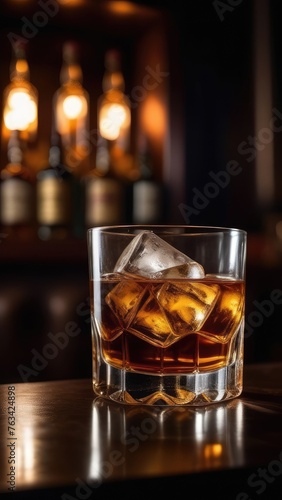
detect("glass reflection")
[88,398,245,483]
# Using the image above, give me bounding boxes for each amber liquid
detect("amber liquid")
[90,275,245,375]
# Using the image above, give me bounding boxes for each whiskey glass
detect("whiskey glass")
[87,225,246,406]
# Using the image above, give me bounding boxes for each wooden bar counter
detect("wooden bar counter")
[1,363,282,499]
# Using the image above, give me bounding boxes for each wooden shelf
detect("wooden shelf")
[1,231,282,269]
[0,236,88,264]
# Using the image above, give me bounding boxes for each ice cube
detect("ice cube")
[200,283,244,342]
[105,279,147,329]
[114,230,205,279]
[156,281,220,337]
[130,287,178,347]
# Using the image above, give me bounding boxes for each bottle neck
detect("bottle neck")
[7,131,23,164]
[102,70,125,94]
[10,42,30,82]
[60,62,83,85]
[60,41,83,85]
[10,57,30,82]
[102,49,125,93]
[138,136,154,180]
[95,137,111,175]
[49,134,63,168]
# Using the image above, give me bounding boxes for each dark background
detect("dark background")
[1,0,282,383]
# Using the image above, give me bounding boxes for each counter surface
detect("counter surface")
[1,363,282,499]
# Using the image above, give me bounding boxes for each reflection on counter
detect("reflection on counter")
[88,397,245,485]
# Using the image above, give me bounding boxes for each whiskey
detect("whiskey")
[83,137,125,227]
[90,275,245,374]
[53,41,90,177]
[0,130,36,239]
[97,49,132,181]
[88,225,246,406]
[36,132,73,240]
[2,40,38,143]
[132,134,165,224]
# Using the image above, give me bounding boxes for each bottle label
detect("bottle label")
[133,180,162,223]
[86,178,123,226]
[37,177,71,225]
[0,178,33,225]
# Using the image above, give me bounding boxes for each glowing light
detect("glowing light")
[141,96,166,139]
[8,90,29,108]
[204,443,223,459]
[108,104,126,127]
[4,89,37,131]
[63,95,84,119]
[99,103,129,140]
[106,1,139,15]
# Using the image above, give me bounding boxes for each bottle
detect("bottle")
[36,131,73,241]
[53,41,90,177]
[0,130,36,239]
[2,40,38,144]
[132,134,165,224]
[83,136,125,228]
[97,49,132,181]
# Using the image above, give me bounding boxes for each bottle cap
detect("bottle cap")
[105,49,121,71]
[12,39,28,59]
[63,41,80,64]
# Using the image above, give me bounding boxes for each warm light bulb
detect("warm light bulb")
[99,103,128,140]
[9,90,30,108]
[100,118,119,140]
[4,89,37,131]
[63,95,84,119]
[108,104,126,126]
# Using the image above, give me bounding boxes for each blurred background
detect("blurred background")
[0,0,282,383]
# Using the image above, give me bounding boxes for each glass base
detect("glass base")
[92,359,243,406]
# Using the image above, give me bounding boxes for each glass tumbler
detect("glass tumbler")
[88,225,247,406]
